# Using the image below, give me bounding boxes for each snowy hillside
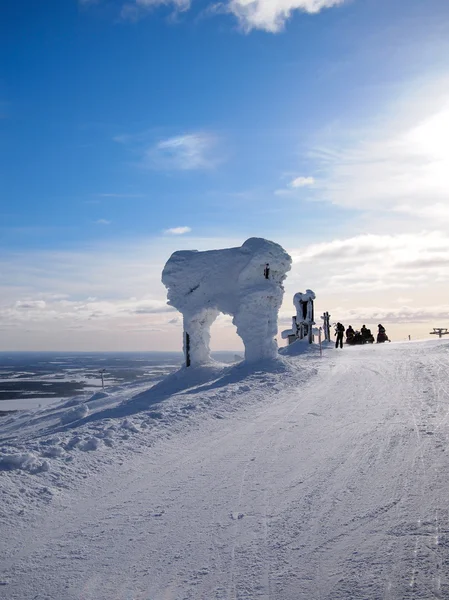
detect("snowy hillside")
[1,340,449,599]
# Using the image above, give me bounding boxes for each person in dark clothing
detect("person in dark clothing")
[335,322,345,348]
[360,324,374,343]
[377,323,389,343]
[346,325,355,343]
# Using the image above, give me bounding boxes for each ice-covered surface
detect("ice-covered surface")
[1,340,449,599]
[162,237,292,364]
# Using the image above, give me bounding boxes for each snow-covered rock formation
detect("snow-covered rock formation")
[162,238,292,365]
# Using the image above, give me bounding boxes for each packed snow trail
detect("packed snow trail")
[2,341,449,599]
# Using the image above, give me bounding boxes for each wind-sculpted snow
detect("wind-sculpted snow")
[0,355,311,507]
[162,237,292,364]
[2,341,449,600]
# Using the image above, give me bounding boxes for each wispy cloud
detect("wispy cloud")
[226,0,345,32]
[121,0,190,20]
[114,130,220,171]
[274,175,315,196]
[95,219,111,225]
[118,0,345,30]
[332,304,449,325]
[313,76,449,224]
[164,226,192,235]
[288,231,449,293]
[15,300,46,310]
[147,133,218,170]
[290,176,315,188]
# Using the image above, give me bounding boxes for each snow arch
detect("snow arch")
[161,238,292,365]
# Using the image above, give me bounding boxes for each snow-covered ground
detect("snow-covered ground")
[1,340,449,599]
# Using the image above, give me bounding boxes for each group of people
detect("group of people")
[334,323,389,348]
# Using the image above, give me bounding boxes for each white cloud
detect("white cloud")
[274,175,315,196]
[113,130,220,171]
[147,133,218,170]
[290,176,315,188]
[313,78,449,224]
[225,0,345,32]
[15,300,46,310]
[95,219,111,225]
[288,231,449,294]
[120,0,344,30]
[332,305,449,325]
[164,226,192,235]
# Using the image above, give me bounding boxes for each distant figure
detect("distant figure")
[377,323,389,343]
[264,263,270,279]
[361,325,374,343]
[335,322,345,348]
[346,325,355,343]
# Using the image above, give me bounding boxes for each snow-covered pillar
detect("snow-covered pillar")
[233,289,281,362]
[183,308,219,366]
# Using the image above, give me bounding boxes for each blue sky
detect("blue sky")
[1,0,449,350]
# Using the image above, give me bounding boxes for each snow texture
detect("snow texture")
[162,237,292,365]
[2,340,449,599]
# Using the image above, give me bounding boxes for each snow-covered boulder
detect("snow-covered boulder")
[162,237,292,365]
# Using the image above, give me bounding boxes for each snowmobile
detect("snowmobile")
[346,330,374,345]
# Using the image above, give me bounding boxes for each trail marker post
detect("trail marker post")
[430,328,449,339]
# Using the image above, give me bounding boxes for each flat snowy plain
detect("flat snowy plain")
[1,340,449,600]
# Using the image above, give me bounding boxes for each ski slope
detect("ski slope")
[1,340,449,599]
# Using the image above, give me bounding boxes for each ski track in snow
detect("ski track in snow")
[1,341,449,599]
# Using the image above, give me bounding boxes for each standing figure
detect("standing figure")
[377,323,389,343]
[345,325,355,344]
[335,322,345,349]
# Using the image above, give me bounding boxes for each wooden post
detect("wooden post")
[185,332,191,367]
[321,311,331,342]
[319,327,322,358]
